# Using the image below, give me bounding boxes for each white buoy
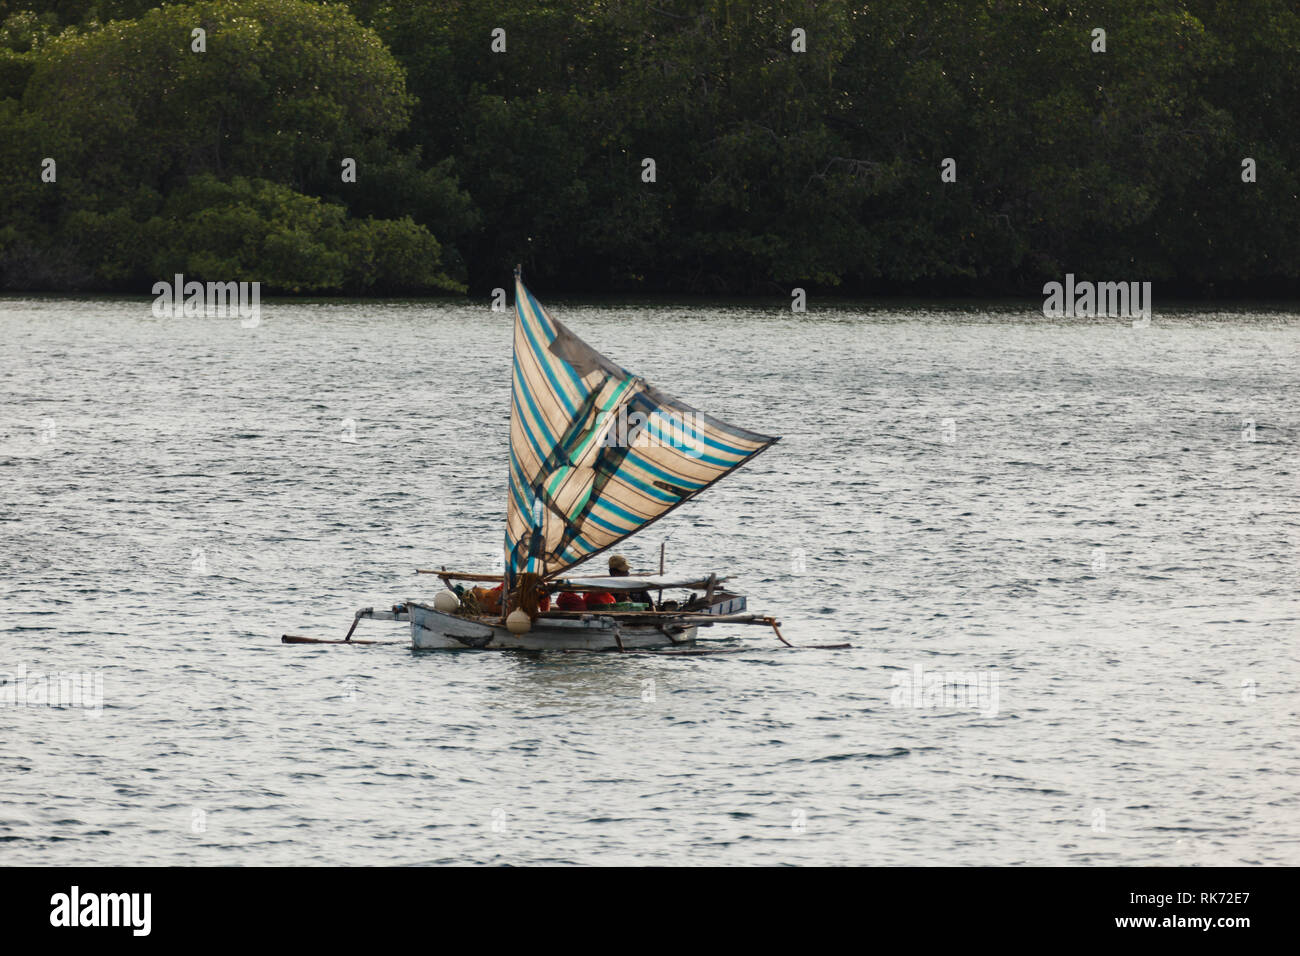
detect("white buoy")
[505,609,532,634]
[433,589,460,613]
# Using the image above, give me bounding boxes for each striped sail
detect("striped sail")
[504,274,778,592]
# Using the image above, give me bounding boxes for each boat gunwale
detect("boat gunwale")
[405,601,713,632]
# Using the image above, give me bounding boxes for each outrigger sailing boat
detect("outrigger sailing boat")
[288,269,805,652]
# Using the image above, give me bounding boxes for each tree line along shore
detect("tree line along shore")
[0,0,1296,298]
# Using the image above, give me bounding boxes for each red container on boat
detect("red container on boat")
[584,591,616,610]
[556,591,586,611]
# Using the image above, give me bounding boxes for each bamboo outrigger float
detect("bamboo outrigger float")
[284,269,844,653]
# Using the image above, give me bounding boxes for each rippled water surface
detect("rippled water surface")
[1,296,1297,865]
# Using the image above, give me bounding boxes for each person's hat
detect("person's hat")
[608,554,630,573]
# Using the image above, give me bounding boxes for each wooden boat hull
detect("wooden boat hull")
[407,602,696,651]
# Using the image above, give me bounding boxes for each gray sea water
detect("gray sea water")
[1,296,1297,866]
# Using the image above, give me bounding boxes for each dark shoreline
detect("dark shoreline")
[3,291,1297,313]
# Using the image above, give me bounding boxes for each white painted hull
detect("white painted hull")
[407,602,696,651]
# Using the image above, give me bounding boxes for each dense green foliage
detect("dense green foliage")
[0,0,465,292]
[0,0,1296,295]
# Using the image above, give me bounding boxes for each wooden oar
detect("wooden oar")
[281,634,404,646]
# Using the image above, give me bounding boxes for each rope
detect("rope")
[516,572,545,622]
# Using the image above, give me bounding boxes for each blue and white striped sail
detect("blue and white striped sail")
[504,275,778,592]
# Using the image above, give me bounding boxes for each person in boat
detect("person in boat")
[552,556,653,612]
[607,554,654,609]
